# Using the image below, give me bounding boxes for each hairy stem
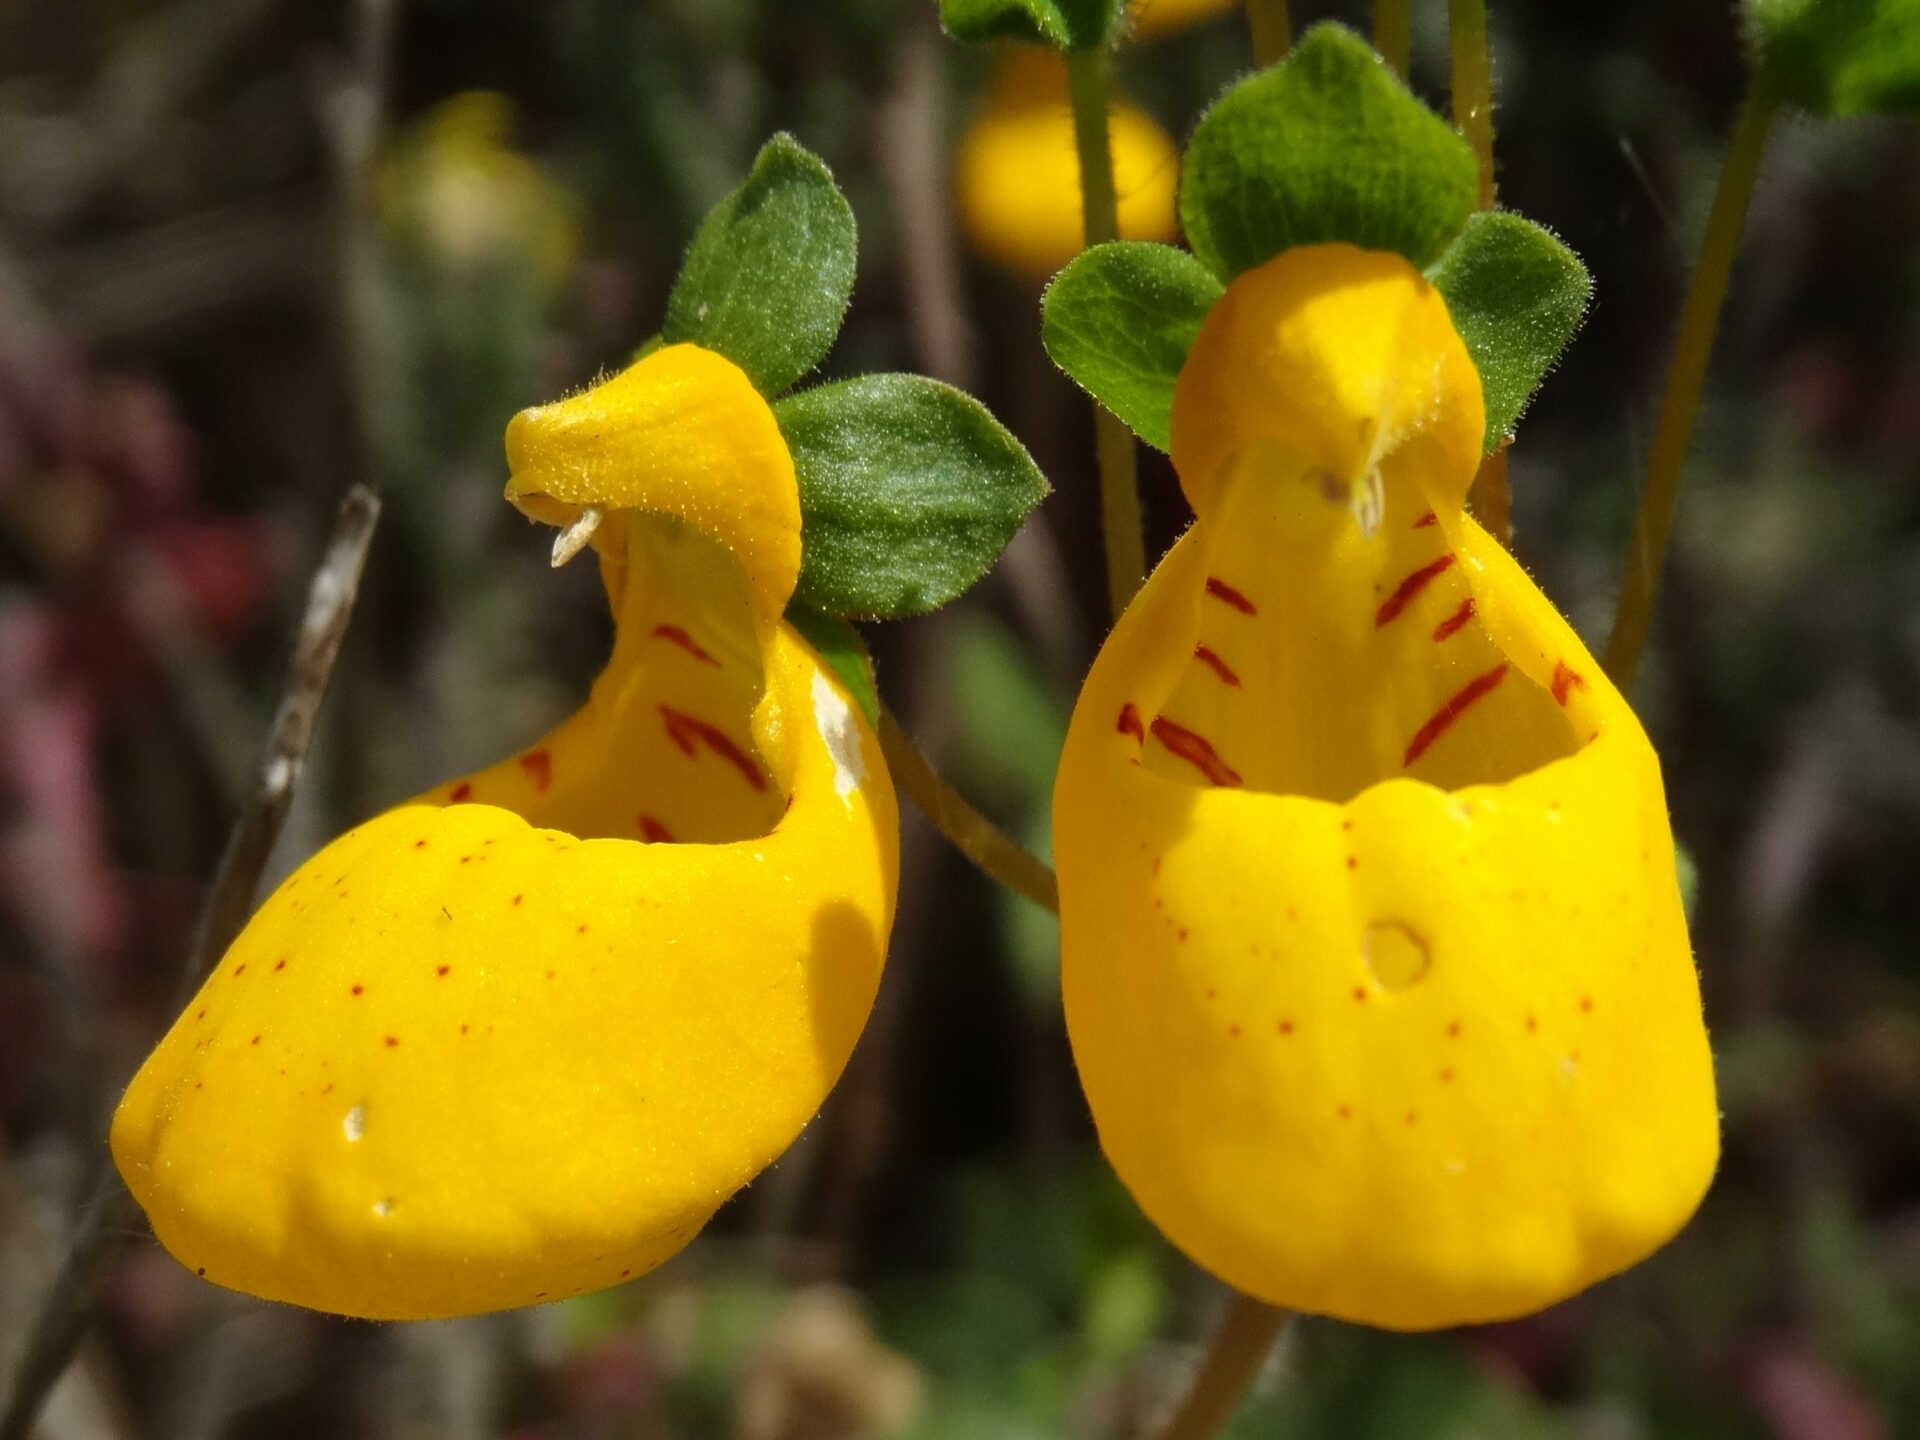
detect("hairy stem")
[1373,0,1410,78]
[1065,48,1146,620]
[1246,0,1292,67]
[1604,81,1778,688]
[877,708,1059,913]
[1151,1293,1293,1440]
[0,486,382,1440]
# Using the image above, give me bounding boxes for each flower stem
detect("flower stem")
[1373,0,1410,78]
[1246,0,1291,67]
[1448,0,1496,210]
[1604,80,1778,689]
[1151,1293,1293,1440]
[878,707,1059,913]
[1065,47,1147,621]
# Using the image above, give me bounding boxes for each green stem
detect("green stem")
[1448,0,1496,210]
[1065,47,1146,620]
[1246,0,1291,66]
[878,708,1059,913]
[1151,1293,1292,1440]
[1373,0,1410,78]
[1603,81,1778,689]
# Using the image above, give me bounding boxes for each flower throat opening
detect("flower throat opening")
[424,512,787,845]
[1141,450,1582,804]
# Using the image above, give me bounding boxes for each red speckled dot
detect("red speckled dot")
[1579,996,1595,1013]
[384,1035,400,1048]
[1447,1020,1462,1038]
[350,984,364,997]
[1345,856,1358,870]
[1229,1023,1242,1038]
[1439,1067,1455,1083]
[436,965,451,977]
[1337,1105,1353,1120]
[1352,987,1368,1003]
[1277,1019,1294,1035]
[250,1035,261,1045]
[274,959,287,972]
[233,964,247,976]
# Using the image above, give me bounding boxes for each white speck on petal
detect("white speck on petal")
[811,669,865,803]
[343,1105,367,1142]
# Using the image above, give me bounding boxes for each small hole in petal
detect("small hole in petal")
[1362,921,1431,992]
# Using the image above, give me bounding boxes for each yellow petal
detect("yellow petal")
[1125,0,1239,40]
[955,49,1179,281]
[113,359,898,1320]
[1169,243,1484,523]
[504,343,803,618]
[1055,245,1717,1330]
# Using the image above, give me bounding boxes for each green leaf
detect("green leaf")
[1747,0,1920,116]
[661,134,856,396]
[784,606,879,727]
[937,0,1124,51]
[1179,22,1478,280]
[776,375,1049,619]
[1427,211,1591,451]
[1041,241,1224,452]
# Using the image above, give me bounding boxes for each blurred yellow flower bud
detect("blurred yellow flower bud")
[956,49,1178,281]
[374,90,580,288]
[113,344,899,1319]
[1054,244,1718,1330]
[1125,0,1240,41]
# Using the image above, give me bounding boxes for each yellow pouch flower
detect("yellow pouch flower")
[112,344,899,1320]
[1054,244,1718,1330]
[956,48,1179,280]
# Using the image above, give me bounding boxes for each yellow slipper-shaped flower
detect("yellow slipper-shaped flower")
[112,344,899,1320]
[1055,244,1718,1331]
[956,47,1179,281]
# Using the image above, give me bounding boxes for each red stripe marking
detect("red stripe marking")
[659,706,770,791]
[650,623,719,666]
[1205,577,1257,615]
[1150,717,1242,787]
[639,815,673,842]
[1551,660,1589,707]
[1413,511,1438,529]
[448,781,473,802]
[1194,644,1241,687]
[1403,664,1509,767]
[1117,703,1145,743]
[1375,554,1457,628]
[1431,596,1476,642]
[518,750,552,792]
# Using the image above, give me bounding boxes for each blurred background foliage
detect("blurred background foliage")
[1,0,1918,1437]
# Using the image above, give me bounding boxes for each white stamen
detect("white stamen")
[1350,467,1385,539]
[550,506,603,568]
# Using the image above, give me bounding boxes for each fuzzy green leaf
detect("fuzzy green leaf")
[1041,242,1224,452]
[662,134,856,396]
[777,375,1049,619]
[1179,22,1478,280]
[1747,0,1920,116]
[784,606,879,727]
[1427,212,1591,452]
[937,0,1124,51]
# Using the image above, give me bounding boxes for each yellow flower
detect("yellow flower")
[1124,0,1239,41]
[956,48,1179,281]
[112,344,899,1320]
[1053,244,1718,1330]
[374,90,580,288]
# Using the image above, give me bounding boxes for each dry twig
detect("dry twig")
[0,486,382,1440]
